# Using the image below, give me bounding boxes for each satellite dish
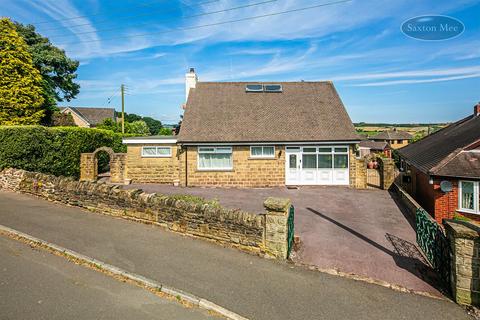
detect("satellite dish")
[440,180,453,193]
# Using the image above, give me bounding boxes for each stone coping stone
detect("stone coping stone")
[263,197,291,213]
[445,219,480,240]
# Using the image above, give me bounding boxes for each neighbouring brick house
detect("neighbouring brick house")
[371,128,412,149]
[123,68,363,188]
[358,140,392,158]
[398,103,480,223]
[59,106,116,128]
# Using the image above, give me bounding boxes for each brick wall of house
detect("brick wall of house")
[125,144,180,183]
[410,166,436,215]
[408,169,480,223]
[432,178,458,223]
[180,146,285,188]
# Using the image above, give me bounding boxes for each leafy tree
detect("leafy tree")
[142,116,162,135]
[127,120,150,136]
[0,18,45,125]
[97,118,151,136]
[14,22,80,125]
[51,111,76,126]
[124,113,142,122]
[122,112,163,135]
[97,118,119,132]
[159,127,173,135]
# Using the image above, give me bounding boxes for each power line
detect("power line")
[37,0,220,32]
[31,0,178,25]
[49,0,277,39]
[56,0,352,46]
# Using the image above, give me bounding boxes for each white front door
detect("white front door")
[285,152,301,185]
[285,146,349,186]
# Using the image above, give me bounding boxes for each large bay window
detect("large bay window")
[198,147,233,170]
[459,181,480,214]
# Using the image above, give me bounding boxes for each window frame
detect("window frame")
[197,146,233,171]
[458,180,480,214]
[250,146,276,159]
[141,146,172,158]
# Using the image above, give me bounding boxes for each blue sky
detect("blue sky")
[2,0,479,124]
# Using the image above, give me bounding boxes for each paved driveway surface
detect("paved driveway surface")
[128,184,441,296]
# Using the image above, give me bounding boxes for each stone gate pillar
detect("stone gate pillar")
[263,197,291,259]
[80,153,96,181]
[445,220,480,306]
[382,158,395,190]
[110,153,126,183]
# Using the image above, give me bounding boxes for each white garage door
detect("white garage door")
[285,146,349,185]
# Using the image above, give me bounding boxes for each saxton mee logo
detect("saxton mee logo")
[401,15,464,41]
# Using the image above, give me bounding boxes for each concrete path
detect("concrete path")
[0,235,217,320]
[0,191,470,320]
[127,184,441,295]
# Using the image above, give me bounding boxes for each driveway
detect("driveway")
[126,184,441,296]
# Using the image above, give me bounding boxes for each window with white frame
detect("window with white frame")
[198,147,233,170]
[250,146,275,158]
[459,181,480,214]
[141,146,172,157]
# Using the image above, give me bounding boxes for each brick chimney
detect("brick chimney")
[475,102,480,117]
[185,67,197,102]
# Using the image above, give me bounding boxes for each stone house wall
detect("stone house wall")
[125,144,180,184]
[0,168,291,258]
[179,145,285,188]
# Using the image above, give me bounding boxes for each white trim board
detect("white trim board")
[123,138,177,144]
[181,141,360,146]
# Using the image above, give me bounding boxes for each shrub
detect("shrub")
[0,126,126,178]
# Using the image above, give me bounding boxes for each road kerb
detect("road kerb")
[0,224,249,320]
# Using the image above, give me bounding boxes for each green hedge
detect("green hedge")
[0,126,127,178]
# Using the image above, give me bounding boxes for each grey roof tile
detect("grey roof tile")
[178,82,360,143]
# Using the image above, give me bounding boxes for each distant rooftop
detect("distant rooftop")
[372,129,412,140]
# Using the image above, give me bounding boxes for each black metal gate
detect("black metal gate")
[287,205,294,259]
[416,208,451,289]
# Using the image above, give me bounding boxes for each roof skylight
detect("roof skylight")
[245,84,283,93]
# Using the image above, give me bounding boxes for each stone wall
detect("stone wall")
[0,168,291,258]
[392,182,421,221]
[445,220,480,306]
[180,146,285,188]
[125,144,180,184]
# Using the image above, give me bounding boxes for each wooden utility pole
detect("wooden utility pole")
[121,84,125,134]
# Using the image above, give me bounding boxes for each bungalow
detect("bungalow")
[371,128,412,149]
[59,106,116,128]
[398,103,480,223]
[123,69,362,188]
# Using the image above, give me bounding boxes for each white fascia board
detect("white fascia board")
[123,138,177,144]
[181,141,360,146]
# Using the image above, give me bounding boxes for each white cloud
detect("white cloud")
[352,73,480,87]
[332,66,480,81]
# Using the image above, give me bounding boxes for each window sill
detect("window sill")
[141,156,172,158]
[248,157,276,160]
[196,169,234,172]
[457,209,480,215]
